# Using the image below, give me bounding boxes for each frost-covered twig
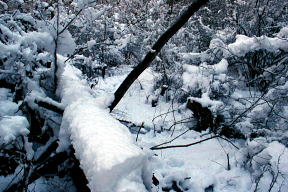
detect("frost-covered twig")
[228,93,265,126]
[268,148,286,192]
[58,1,100,35]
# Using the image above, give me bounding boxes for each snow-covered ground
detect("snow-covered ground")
[93,66,191,132]
[90,66,288,192]
[1,61,287,192]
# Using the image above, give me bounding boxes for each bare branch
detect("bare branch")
[150,134,239,150]
[109,0,209,111]
[150,135,219,150]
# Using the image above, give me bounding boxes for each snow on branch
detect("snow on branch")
[211,27,288,58]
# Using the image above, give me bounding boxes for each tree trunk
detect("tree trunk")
[109,0,209,112]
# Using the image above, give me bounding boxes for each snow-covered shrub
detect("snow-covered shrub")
[0,3,84,191]
[236,139,288,192]
[159,24,288,139]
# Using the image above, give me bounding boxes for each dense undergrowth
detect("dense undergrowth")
[0,0,288,191]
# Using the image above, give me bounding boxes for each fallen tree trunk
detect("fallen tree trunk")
[58,64,148,191]
[109,0,209,111]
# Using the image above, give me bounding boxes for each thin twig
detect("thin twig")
[151,129,191,149]
[150,135,239,150]
[150,135,219,150]
[136,122,144,142]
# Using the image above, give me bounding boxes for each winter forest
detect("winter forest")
[0,0,288,191]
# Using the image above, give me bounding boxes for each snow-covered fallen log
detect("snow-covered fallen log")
[57,61,149,192]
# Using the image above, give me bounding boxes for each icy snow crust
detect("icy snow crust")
[58,63,147,192]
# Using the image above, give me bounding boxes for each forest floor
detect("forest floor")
[89,66,287,192]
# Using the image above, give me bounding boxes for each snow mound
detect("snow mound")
[0,88,10,100]
[0,100,19,116]
[58,63,148,192]
[0,116,29,144]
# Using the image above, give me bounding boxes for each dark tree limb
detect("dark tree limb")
[20,97,63,143]
[3,152,68,192]
[3,149,90,192]
[109,0,209,112]
[34,139,59,164]
[34,98,64,114]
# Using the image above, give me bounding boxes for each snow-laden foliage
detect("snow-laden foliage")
[1,0,288,191]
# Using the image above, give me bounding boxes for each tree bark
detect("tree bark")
[109,0,209,111]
